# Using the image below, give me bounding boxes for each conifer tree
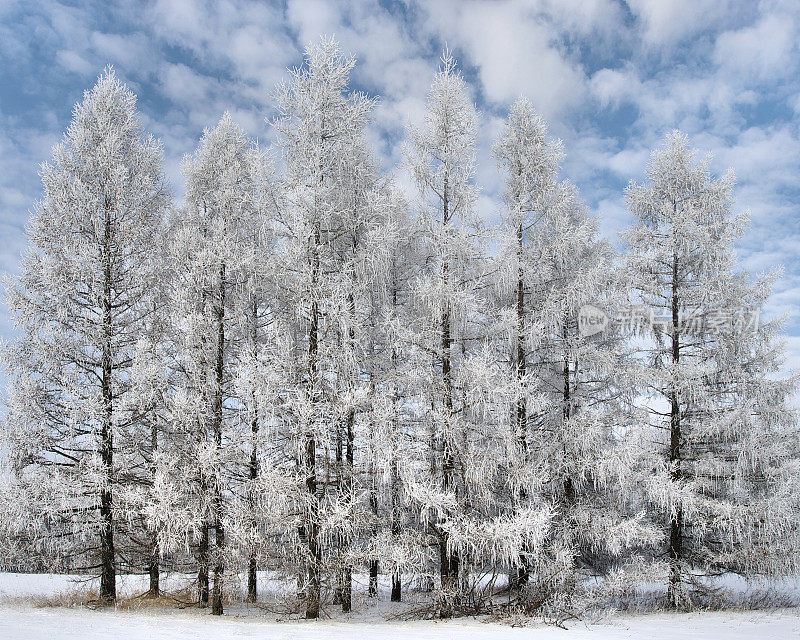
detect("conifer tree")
[361,187,422,604]
[3,68,169,604]
[624,131,800,608]
[149,114,268,615]
[269,38,375,619]
[491,100,654,613]
[403,50,495,615]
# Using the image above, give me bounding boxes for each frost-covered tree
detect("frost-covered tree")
[224,137,278,607]
[269,38,376,618]
[491,99,564,590]
[491,99,655,612]
[2,68,169,604]
[326,138,383,613]
[624,131,800,609]
[122,239,174,597]
[359,187,424,604]
[404,50,499,615]
[149,114,269,615]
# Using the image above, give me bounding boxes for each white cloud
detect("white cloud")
[415,0,587,119]
[286,0,340,49]
[714,13,798,83]
[159,62,214,106]
[538,0,624,38]
[55,49,93,75]
[147,0,297,93]
[595,197,630,243]
[90,32,154,72]
[716,125,800,191]
[0,118,60,278]
[626,0,735,46]
[590,67,641,109]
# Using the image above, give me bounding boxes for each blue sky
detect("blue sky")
[1,0,799,379]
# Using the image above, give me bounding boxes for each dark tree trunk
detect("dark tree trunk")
[247,556,258,603]
[338,262,358,613]
[99,199,116,605]
[439,178,459,618]
[210,261,226,616]
[197,274,210,608]
[368,475,378,598]
[148,399,160,598]
[148,548,160,597]
[667,239,684,609]
[198,524,209,606]
[296,522,307,600]
[99,402,116,605]
[440,320,455,604]
[211,521,224,616]
[391,573,402,603]
[390,283,402,603]
[390,460,402,602]
[341,568,352,613]
[247,296,259,604]
[510,218,529,591]
[333,421,343,607]
[563,324,577,505]
[304,225,322,620]
[367,388,378,600]
[341,396,355,612]
[305,433,321,619]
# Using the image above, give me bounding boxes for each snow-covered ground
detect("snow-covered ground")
[2,604,799,640]
[0,572,183,600]
[0,573,799,639]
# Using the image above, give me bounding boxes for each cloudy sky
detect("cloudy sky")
[1,0,799,378]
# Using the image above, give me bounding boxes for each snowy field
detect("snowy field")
[2,607,800,640]
[1,573,799,639]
